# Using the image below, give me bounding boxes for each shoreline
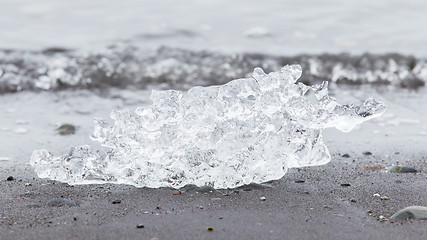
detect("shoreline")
[1,149,425,240]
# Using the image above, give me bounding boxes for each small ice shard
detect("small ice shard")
[30,65,386,189]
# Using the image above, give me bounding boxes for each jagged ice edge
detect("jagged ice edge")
[30,65,386,189]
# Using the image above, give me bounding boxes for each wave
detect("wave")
[0,44,426,93]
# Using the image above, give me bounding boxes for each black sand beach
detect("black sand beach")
[1,1,427,239]
[1,148,425,240]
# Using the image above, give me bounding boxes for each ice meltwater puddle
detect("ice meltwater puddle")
[30,65,386,189]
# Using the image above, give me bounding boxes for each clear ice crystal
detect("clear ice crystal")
[30,65,386,189]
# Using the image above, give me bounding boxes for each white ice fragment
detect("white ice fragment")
[30,65,386,189]
[35,75,54,90]
[252,67,266,81]
[326,97,386,133]
[281,65,302,83]
[311,81,329,100]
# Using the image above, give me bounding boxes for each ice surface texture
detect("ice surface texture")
[31,65,386,189]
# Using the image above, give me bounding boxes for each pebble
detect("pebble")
[260,196,266,201]
[362,151,373,155]
[380,196,389,201]
[340,183,351,187]
[172,191,181,195]
[373,193,380,197]
[112,200,121,204]
[136,224,145,229]
[359,164,384,170]
[207,227,214,231]
[46,198,78,207]
[391,206,427,220]
[341,154,350,158]
[390,166,417,173]
[294,180,305,183]
[6,176,14,181]
[55,124,76,135]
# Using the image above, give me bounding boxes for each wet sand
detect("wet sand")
[0,149,425,240]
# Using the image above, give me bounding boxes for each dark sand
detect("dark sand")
[1,150,425,240]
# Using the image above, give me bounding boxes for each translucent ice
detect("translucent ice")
[30,65,386,189]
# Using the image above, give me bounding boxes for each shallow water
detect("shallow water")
[1,0,427,56]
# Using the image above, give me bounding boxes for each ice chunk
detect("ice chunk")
[30,65,386,189]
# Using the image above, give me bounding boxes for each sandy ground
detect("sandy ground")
[0,149,425,240]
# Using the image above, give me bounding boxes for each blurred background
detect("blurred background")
[1,0,427,91]
[1,0,426,56]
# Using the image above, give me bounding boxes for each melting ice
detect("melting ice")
[30,65,386,189]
